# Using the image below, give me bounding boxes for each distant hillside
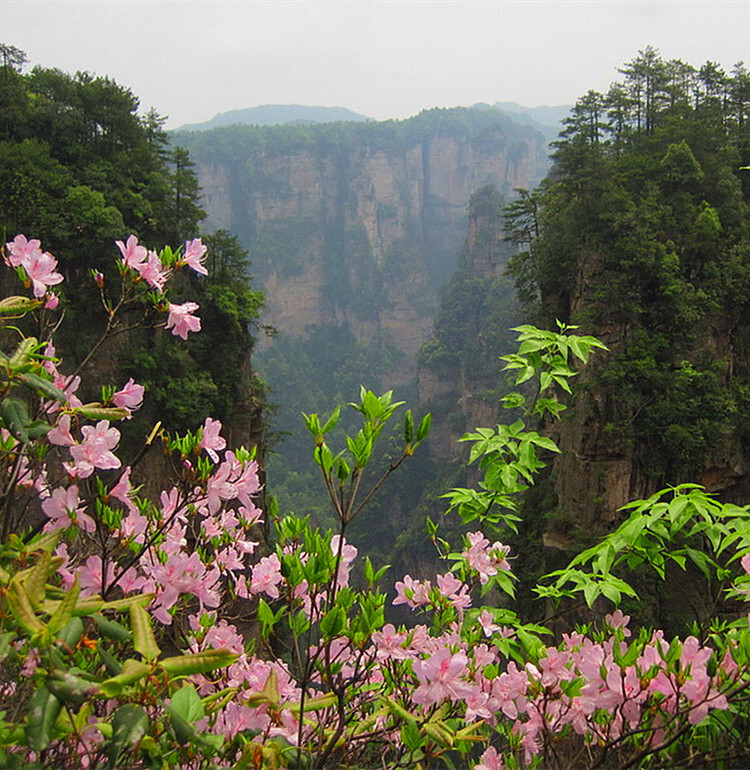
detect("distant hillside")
[489,101,572,142]
[176,104,372,132]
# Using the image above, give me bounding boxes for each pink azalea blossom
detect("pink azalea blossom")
[462,532,511,584]
[331,534,357,587]
[79,555,116,597]
[48,414,75,447]
[436,572,472,611]
[182,238,208,275]
[69,420,121,478]
[478,609,503,637]
[475,746,504,770]
[44,293,59,310]
[41,485,95,533]
[165,301,201,340]
[115,235,148,269]
[250,553,283,599]
[239,502,264,526]
[412,647,474,706]
[119,509,148,543]
[117,566,149,595]
[393,574,431,608]
[372,623,410,661]
[201,618,245,654]
[143,552,220,624]
[199,417,226,462]
[112,378,145,411]
[5,234,42,267]
[110,467,138,513]
[54,543,76,589]
[25,250,64,298]
[135,250,168,291]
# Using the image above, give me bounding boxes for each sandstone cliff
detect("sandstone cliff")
[174,109,549,383]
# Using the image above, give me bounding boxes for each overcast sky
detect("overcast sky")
[3,1,750,129]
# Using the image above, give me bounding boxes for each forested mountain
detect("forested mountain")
[0,45,264,450]
[174,107,550,529]
[506,47,750,541]
[177,104,372,132]
[489,101,572,142]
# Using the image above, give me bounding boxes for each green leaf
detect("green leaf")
[404,409,414,444]
[46,669,98,705]
[416,412,432,442]
[94,614,133,644]
[8,337,38,369]
[55,616,84,649]
[383,696,417,725]
[108,704,149,765]
[130,602,161,662]
[319,605,346,638]
[47,575,80,637]
[99,659,152,698]
[400,720,424,752]
[288,692,337,714]
[0,296,42,316]
[101,593,155,612]
[320,406,341,435]
[159,648,237,676]
[17,373,67,402]
[26,686,62,752]
[1,397,32,444]
[166,684,204,744]
[7,580,45,635]
[73,404,130,421]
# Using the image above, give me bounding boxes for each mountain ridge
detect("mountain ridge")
[176,104,373,132]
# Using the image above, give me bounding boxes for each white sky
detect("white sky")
[3,1,750,129]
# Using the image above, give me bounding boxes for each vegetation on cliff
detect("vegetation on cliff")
[0,45,265,438]
[506,48,750,517]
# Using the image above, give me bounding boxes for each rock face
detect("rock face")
[176,109,549,382]
[417,186,522,463]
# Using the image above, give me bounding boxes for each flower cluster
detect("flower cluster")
[5,234,63,299]
[2,233,750,770]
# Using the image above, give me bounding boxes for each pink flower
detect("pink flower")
[135,250,168,291]
[182,238,208,275]
[475,746,504,770]
[41,485,95,533]
[412,647,474,706]
[25,250,64,298]
[166,301,201,340]
[110,467,137,513]
[199,417,226,463]
[478,609,502,637]
[48,414,75,447]
[112,378,145,411]
[202,619,245,654]
[462,532,511,584]
[144,552,220,625]
[372,623,410,661]
[79,555,116,597]
[69,420,121,478]
[436,572,472,611]
[331,534,357,588]
[393,574,431,608]
[116,235,147,269]
[5,235,42,267]
[44,293,59,310]
[250,553,283,599]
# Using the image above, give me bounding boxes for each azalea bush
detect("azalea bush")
[2,235,750,768]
